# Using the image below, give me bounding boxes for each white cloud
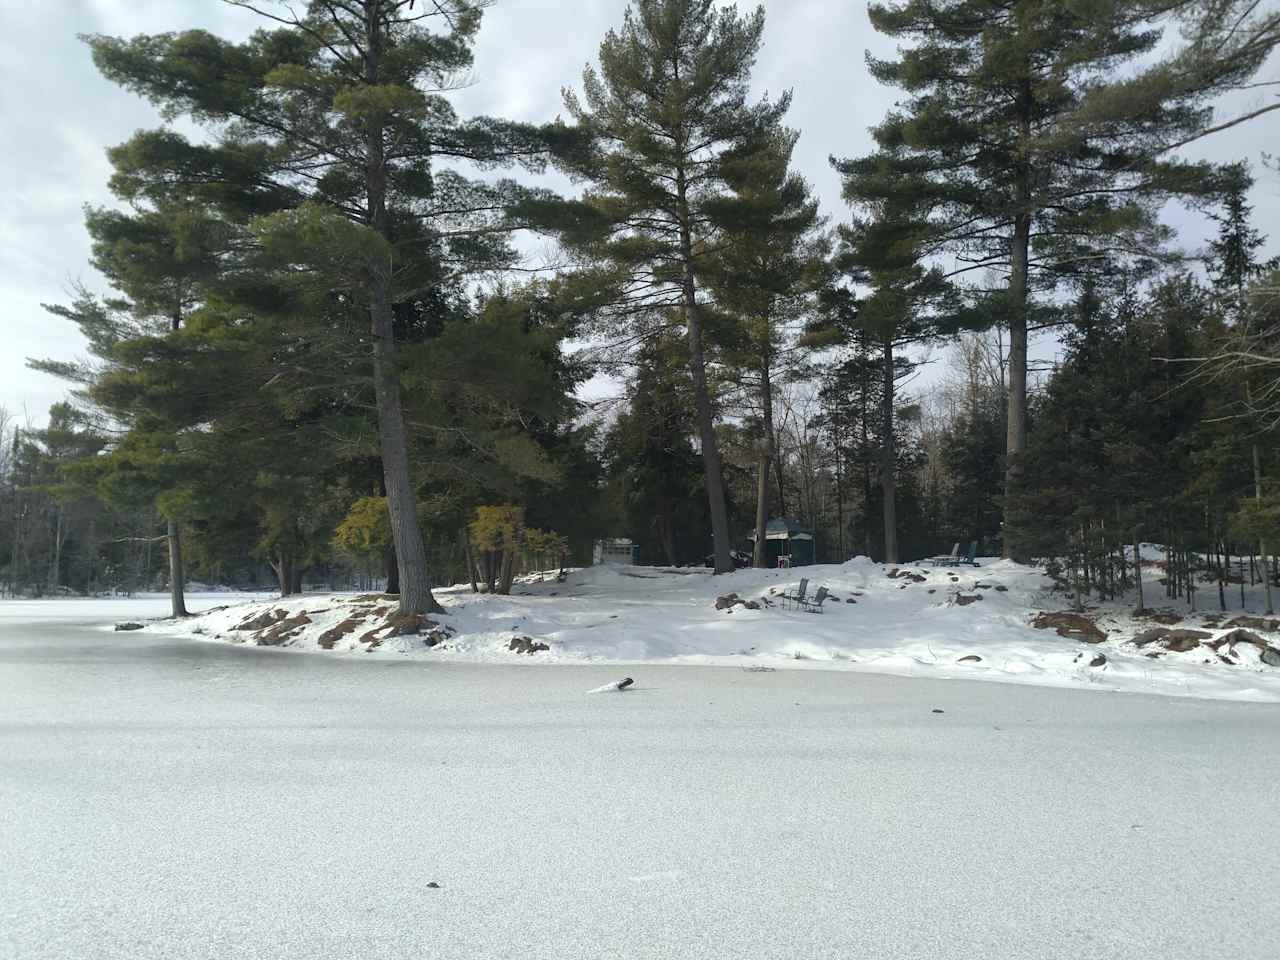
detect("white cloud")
[1,1,1276,423]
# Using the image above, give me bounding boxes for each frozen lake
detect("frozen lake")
[2,597,1278,959]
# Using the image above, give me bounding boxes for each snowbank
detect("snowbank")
[142,558,1280,703]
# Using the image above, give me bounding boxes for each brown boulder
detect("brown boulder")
[1132,627,1212,653]
[257,613,312,646]
[1207,629,1280,665]
[887,568,926,583]
[1032,612,1107,644]
[509,636,550,655]
[1134,610,1182,626]
[955,595,983,606]
[1226,616,1280,632]
[1207,628,1266,652]
[234,609,287,632]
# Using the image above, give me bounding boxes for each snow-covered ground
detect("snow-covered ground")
[143,557,1280,703]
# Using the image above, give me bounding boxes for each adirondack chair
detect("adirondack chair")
[782,577,809,610]
[799,585,829,614]
[928,543,960,566]
[937,541,980,568]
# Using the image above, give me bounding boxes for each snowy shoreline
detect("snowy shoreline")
[108,555,1280,704]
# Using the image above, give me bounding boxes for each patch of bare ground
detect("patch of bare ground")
[234,609,287,632]
[1133,609,1183,625]
[509,636,550,654]
[1208,629,1280,666]
[1225,616,1280,632]
[355,612,454,651]
[887,568,927,583]
[1131,627,1212,653]
[1031,611,1107,644]
[318,614,366,650]
[256,613,312,646]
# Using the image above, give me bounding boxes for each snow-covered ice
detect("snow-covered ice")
[2,597,1279,959]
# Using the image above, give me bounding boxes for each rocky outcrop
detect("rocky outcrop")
[1031,612,1106,644]
[509,636,550,655]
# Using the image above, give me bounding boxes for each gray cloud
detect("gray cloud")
[1,1,1276,422]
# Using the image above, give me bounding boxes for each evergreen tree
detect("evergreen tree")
[834,0,1247,560]
[704,129,826,567]
[603,337,709,566]
[550,0,788,574]
[823,204,949,563]
[87,0,559,615]
[1208,163,1277,611]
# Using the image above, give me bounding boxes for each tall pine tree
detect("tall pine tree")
[834,0,1248,560]
[551,0,788,573]
[88,0,559,614]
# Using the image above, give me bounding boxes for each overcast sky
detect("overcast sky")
[1,0,1277,424]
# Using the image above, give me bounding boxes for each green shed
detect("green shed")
[749,519,815,567]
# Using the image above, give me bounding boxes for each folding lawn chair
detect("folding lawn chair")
[783,577,809,611]
[799,585,829,614]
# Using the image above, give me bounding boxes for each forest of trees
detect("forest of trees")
[3,0,1280,618]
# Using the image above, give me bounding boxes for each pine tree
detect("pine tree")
[1209,163,1272,323]
[603,337,709,567]
[87,0,558,615]
[551,0,788,574]
[825,204,949,563]
[1209,162,1277,612]
[834,0,1249,560]
[704,129,826,567]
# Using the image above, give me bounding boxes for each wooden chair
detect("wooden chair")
[928,543,960,566]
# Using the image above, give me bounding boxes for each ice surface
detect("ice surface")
[2,602,1279,959]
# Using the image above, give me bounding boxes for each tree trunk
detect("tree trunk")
[384,542,400,595]
[859,336,873,558]
[881,337,898,564]
[1004,210,1030,561]
[48,507,62,594]
[655,498,677,567]
[498,548,516,595]
[1004,87,1033,561]
[274,553,294,598]
[462,528,478,594]
[167,521,188,618]
[290,564,304,597]
[1133,536,1145,613]
[675,166,732,575]
[85,517,97,596]
[364,6,442,617]
[1254,439,1273,615]
[754,353,775,568]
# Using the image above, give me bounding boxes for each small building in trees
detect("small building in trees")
[593,539,640,566]
[749,519,815,567]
